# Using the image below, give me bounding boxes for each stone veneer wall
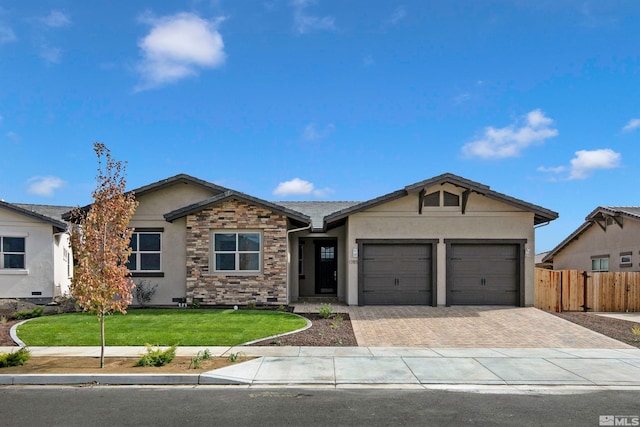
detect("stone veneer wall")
[185,200,288,306]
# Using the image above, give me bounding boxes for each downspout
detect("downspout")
[286,224,312,305]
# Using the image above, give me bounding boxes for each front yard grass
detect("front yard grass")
[16,309,307,346]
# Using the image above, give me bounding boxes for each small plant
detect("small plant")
[135,344,177,367]
[269,338,282,346]
[247,301,256,310]
[0,347,31,368]
[277,305,286,312]
[335,338,343,346]
[0,315,7,324]
[330,314,344,330]
[318,303,332,319]
[632,325,640,342]
[14,307,44,320]
[189,348,212,369]
[227,351,243,362]
[133,280,158,307]
[192,298,201,309]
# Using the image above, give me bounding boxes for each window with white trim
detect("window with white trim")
[591,256,609,272]
[213,231,261,272]
[1,236,25,269]
[127,232,161,271]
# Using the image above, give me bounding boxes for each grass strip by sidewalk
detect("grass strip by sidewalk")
[16,309,307,346]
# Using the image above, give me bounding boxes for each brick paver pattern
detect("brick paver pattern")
[293,304,631,348]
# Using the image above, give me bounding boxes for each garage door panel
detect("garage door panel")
[448,243,520,306]
[361,243,433,306]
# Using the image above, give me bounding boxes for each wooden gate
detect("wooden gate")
[535,268,640,312]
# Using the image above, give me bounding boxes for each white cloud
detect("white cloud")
[40,10,71,28]
[622,118,640,133]
[387,6,406,25]
[273,177,333,198]
[302,122,335,141]
[0,25,16,43]
[136,12,226,91]
[27,176,65,197]
[568,149,621,180]
[462,109,558,159]
[40,45,62,64]
[538,148,621,180]
[291,0,336,34]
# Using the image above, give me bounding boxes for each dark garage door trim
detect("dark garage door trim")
[445,239,526,307]
[357,239,438,306]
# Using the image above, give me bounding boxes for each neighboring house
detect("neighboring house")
[0,201,73,303]
[65,173,557,307]
[542,206,640,273]
[534,251,552,269]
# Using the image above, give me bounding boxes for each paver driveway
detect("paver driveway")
[294,304,632,348]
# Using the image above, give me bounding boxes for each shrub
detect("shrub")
[189,349,212,369]
[14,307,44,320]
[633,325,640,342]
[247,301,256,310]
[133,280,158,307]
[135,344,177,367]
[318,303,332,319]
[0,347,31,368]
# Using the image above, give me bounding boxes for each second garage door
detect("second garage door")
[360,243,434,305]
[447,243,521,306]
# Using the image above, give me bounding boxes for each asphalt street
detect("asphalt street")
[1,386,639,426]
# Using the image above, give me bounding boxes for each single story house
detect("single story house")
[0,201,73,303]
[65,173,557,307]
[541,206,640,272]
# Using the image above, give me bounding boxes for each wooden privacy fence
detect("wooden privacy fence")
[535,268,640,312]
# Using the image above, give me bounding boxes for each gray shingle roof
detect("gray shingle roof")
[277,201,361,230]
[2,202,72,230]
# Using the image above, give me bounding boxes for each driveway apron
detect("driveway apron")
[344,306,632,348]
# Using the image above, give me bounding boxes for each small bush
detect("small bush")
[135,344,177,367]
[133,280,158,307]
[246,301,256,310]
[0,347,31,368]
[277,305,286,312]
[227,351,243,363]
[14,307,44,320]
[189,349,212,369]
[633,325,640,342]
[318,303,332,319]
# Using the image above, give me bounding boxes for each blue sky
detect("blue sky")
[1,1,639,252]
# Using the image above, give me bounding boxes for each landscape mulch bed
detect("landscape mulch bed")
[552,312,640,349]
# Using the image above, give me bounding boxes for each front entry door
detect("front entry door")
[315,240,337,294]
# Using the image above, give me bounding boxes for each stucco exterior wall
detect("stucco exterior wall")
[552,220,640,272]
[185,200,288,306]
[129,182,221,305]
[0,208,59,300]
[344,184,536,305]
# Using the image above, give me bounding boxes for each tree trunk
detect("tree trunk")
[100,313,105,368]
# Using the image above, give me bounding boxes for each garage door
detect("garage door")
[361,243,433,305]
[447,243,520,306]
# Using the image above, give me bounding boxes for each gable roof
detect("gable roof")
[164,190,312,226]
[0,201,69,231]
[542,206,640,263]
[277,201,360,231]
[324,173,558,228]
[63,173,229,221]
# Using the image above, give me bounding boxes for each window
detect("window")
[423,192,440,207]
[443,191,460,207]
[213,231,261,272]
[591,256,609,272]
[620,252,633,268]
[298,242,305,277]
[128,232,161,271]
[1,236,25,269]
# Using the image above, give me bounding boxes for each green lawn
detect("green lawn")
[16,309,308,346]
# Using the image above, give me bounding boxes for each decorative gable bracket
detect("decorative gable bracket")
[417,186,473,215]
[591,214,623,232]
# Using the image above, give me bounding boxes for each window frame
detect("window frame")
[0,235,26,270]
[211,230,263,274]
[128,231,162,273]
[591,256,609,272]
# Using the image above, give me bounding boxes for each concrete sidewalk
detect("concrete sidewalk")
[1,345,640,387]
